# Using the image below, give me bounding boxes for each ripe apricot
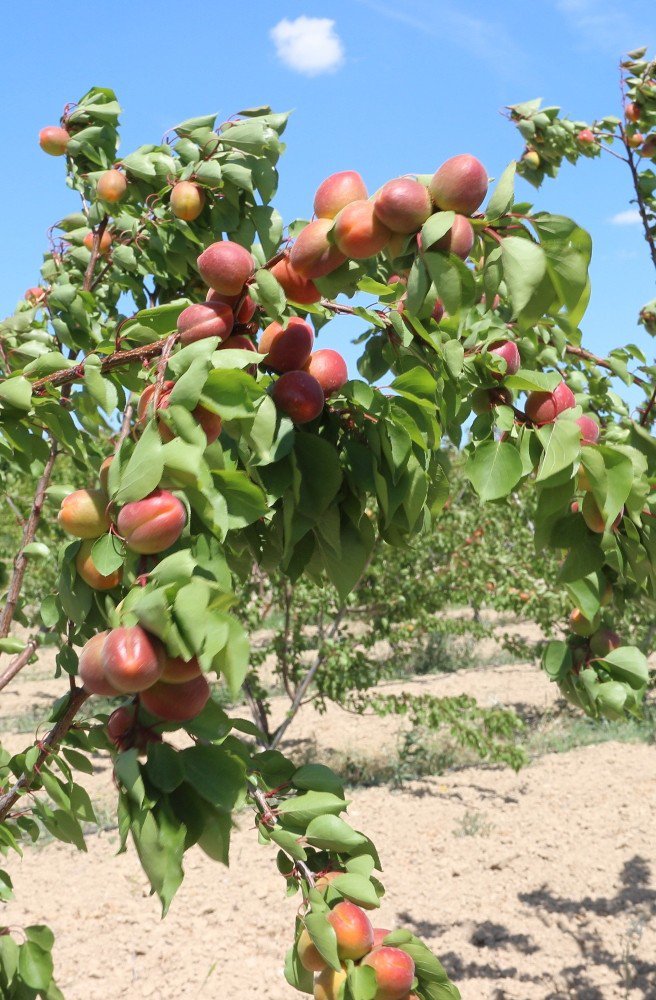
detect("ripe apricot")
[271,371,325,424]
[117,489,186,554]
[259,318,314,372]
[177,301,234,345]
[78,631,118,696]
[327,901,374,961]
[170,181,205,221]
[97,169,127,203]
[525,381,575,424]
[432,214,474,259]
[298,928,327,973]
[75,540,122,591]
[138,381,222,444]
[270,256,321,304]
[140,674,210,721]
[314,965,348,1000]
[39,126,70,156]
[303,349,348,396]
[333,200,391,259]
[362,946,416,1000]
[102,626,162,693]
[429,154,488,215]
[58,489,111,539]
[197,241,254,296]
[374,177,432,234]
[314,170,368,219]
[489,340,520,378]
[576,415,600,445]
[83,230,112,254]
[290,219,346,279]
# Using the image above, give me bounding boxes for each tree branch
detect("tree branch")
[0,636,41,692]
[0,686,89,822]
[0,440,58,639]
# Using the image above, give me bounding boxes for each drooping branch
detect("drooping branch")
[0,440,58,639]
[0,685,89,822]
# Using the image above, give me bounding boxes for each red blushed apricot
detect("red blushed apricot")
[83,230,112,254]
[206,288,257,324]
[140,674,210,721]
[577,129,596,145]
[158,650,203,684]
[102,626,163,693]
[372,929,391,949]
[170,181,205,221]
[625,101,641,123]
[433,214,474,259]
[489,340,520,379]
[177,301,234,345]
[271,371,325,424]
[218,334,257,353]
[314,966,347,1000]
[107,705,161,753]
[303,349,348,396]
[197,241,254,296]
[374,177,432,234]
[327,901,374,961]
[429,153,489,215]
[259,317,314,372]
[117,489,186,554]
[314,170,368,219]
[75,540,122,591]
[334,200,391,259]
[78,631,119,696]
[290,219,346,279]
[362,946,416,1000]
[525,381,575,424]
[298,928,327,973]
[576,415,600,445]
[58,489,111,539]
[97,169,127,203]
[432,299,445,322]
[627,132,644,149]
[39,125,70,156]
[270,257,321,305]
[25,286,47,304]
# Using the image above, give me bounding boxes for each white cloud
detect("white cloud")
[609,208,642,225]
[555,0,641,52]
[270,17,345,76]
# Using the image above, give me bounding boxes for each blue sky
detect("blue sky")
[2,0,655,388]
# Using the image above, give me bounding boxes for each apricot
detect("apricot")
[582,494,622,534]
[639,135,656,159]
[314,170,368,219]
[177,301,234,345]
[569,608,598,638]
[372,929,391,949]
[316,871,342,894]
[259,318,314,372]
[590,628,621,658]
[170,181,206,221]
[314,966,347,1000]
[429,154,488,215]
[432,214,474,259]
[197,241,254,296]
[522,150,541,169]
[489,340,520,378]
[138,381,223,444]
[102,626,162,693]
[117,489,186,554]
[75,540,122,591]
[525,381,575,424]
[374,177,432,234]
[271,371,325,424]
[218,333,257,353]
[158,650,203,684]
[107,705,137,748]
[333,200,391,259]
[362,946,415,1000]
[298,928,327,973]
[303,349,348,397]
[327,901,374,961]
[627,132,644,149]
[290,219,346,279]
[58,488,111,539]
[140,674,210,721]
[78,631,118,696]
[83,230,112,254]
[97,169,127,203]
[25,286,46,304]
[625,101,641,123]
[576,415,600,445]
[577,129,596,144]
[270,256,321,305]
[39,126,70,156]
[99,456,113,495]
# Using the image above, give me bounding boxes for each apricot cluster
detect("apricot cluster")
[58,482,186,589]
[77,625,210,730]
[298,900,417,999]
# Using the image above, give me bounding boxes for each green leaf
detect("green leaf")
[304,911,341,973]
[276,791,347,826]
[597,647,649,690]
[293,764,344,797]
[182,745,247,810]
[113,421,164,504]
[146,743,185,793]
[536,419,581,482]
[465,441,523,501]
[305,815,368,853]
[486,162,516,220]
[18,941,53,990]
[500,237,547,316]
[91,533,125,575]
[0,376,33,410]
[421,212,455,248]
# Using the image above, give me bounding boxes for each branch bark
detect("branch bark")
[0,637,41,692]
[0,686,89,822]
[0,441,58,639]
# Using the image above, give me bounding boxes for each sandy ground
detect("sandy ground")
[2,641,655,999]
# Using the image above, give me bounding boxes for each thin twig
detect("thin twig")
[0,637,41,692]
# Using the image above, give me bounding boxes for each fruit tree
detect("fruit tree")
[0,63,654,997]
